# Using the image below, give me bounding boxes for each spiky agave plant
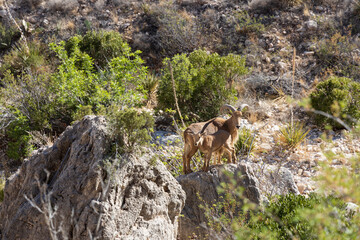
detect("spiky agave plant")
[279,121,309,149]
[235,127,256,156]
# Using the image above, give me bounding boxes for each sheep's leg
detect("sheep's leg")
[203,152,212,172]
[215,151,221,165]
[227,150,232,164]
[183,143,198,174]
[217,149,223,164]
[230,147,236,163]
[223,143,234,164]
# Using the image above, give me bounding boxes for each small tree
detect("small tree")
[310,76,360,128]
[107,107,154,153]
[157,50,249,121]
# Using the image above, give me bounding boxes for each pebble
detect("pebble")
[303,171,311,177]
[259,143,272,152]
[297,183,306,194]
[278,61,287,69]
[305,20,318,31]
[304,51,314,56]
[0,10,6,18]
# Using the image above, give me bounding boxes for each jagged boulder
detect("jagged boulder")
[177,162,299,239]
[0,116,186,240]
[248,162,300,197]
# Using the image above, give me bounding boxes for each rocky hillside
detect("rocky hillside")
[1,0,359,84]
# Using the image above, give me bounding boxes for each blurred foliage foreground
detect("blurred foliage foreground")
[199,130,360,240]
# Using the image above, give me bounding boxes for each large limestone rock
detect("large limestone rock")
[177,162,299,239]
[0,116,185,240]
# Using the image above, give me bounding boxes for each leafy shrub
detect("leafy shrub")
[0,40,51,77]
[234,10,265,36]
[279,121,309,149]
[215,10,266,54]
[72,105,94,122]
[202,177,357,240]
[235,127,257,156]
[157,50,249,121]
[65,30,132,68]
[247,194,352,240]
[4,111,32,162]
[1,72,54,131]
[0,71,53,162]
[107,107,154,153]
[0,22,20,53]
[349,1,360,34]
[310,76,360,128]
[315,33,360,80]
[51,37,147,122]
[0,34,148,163]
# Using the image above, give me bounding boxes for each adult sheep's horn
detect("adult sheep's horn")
[238,104,249,112]
[220,104,236,114]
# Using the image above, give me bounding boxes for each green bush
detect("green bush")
[234,10,265,36]
[315,33,360,80]
[65,30,131,68]
[349,0,360,34]
[246,194,352,240]
[1,72,54,131]
[50,36,148,122]
[0,34,148,163]
[0,71,52,162]
[310,76,360,128]
[0,22,20,53]
[107,107,154,153]
[157,50,248,121]
[0,40,51,78]
[202,179,357,240]
[5,111,33,162]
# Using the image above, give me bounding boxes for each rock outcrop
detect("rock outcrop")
[0,116,185,240]
[177,162,299,239]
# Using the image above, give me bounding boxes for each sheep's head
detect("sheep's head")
[193,132,205,146]
[220,104,249,129]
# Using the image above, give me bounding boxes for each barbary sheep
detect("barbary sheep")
[182,104,249,174]
[192,130,234,172]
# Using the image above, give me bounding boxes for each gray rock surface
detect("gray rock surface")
[248,162,300,197]
[0,116,185,240]
[177,162,299,239]
[177,163,262,239]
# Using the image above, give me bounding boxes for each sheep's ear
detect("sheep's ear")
[238,104,249,112]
